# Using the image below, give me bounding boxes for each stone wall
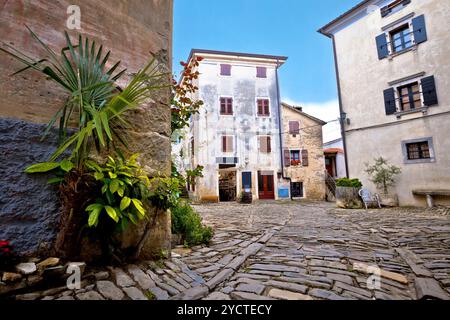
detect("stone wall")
[282,105,326,200]
[0,0,173,256]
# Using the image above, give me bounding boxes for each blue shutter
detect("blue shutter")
[421,76,438,106]
[412,15,427,44]
[376,33,389,60]
[242,172,252,189]
[384,88,397,115]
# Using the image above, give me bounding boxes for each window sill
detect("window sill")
[388,45,417,59]
[220,114,234,117]
[395,106,428,119]
[404,158,436,165]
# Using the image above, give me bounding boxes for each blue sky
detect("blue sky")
[173,0,361,141]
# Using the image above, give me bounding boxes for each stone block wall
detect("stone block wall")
[0,0,173,256]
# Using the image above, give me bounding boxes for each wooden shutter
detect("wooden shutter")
[412,15,427,44]
[227,136,233,152]
[289,121,299,134]
[383,88,397,115]
[220,98,226,114]
[284,149,291,167]
[257,100,263,115]
[264,100,270,116]
[421,75,438,106]
[301,150,309,167]
[221,64,231,76]
[376,33,389,60]
[222,136,227,152]
[257,67,266,78]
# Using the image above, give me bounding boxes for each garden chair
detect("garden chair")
[359,188,381,209]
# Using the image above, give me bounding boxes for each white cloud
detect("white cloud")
[283,98,342,143]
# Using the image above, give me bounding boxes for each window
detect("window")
[220,64,231,76]
[220,97,233,115]
[289,121,300,134]
[381,0,411,18]
[398,82,421,111]
[384,75,438,115]
[407,142,430,160]
[376,15,427,60]
[222,136,234,153]
[390,24,413,53]
[256,67,267,78]
[402,138,435,164]
[290,150,301,166]
[190,139,195,157]
[258,136,271,153]
[257,99,270,116]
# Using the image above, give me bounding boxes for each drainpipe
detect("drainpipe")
[275,59,293,200]
[330,35,350,178]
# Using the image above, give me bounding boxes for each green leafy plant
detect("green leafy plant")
[365,157,401,194]
[24,159,75,184]
[84,154,150,229]
[2,27,170,169]
[335,178,363,188]
[148,177,181,211]
[171,201,213,246]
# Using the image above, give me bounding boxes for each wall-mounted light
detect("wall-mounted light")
[340,112,350,125]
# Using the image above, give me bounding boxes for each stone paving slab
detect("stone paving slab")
[7,201,450,301]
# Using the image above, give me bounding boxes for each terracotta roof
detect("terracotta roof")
[318,0,372,37]
[281,102,327,125]
[324,148,344,154]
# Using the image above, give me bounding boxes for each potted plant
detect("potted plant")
[365,157,401,207]
[335,178,363,209]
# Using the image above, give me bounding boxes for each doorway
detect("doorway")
[291,182,304,198]
[325,155,336,177]
[258,171,275,200]
[219,165,236,202]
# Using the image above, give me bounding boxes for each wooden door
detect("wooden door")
[258,172,275,200]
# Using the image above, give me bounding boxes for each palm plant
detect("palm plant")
[1,26,170,167]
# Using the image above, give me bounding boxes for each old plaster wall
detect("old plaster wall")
[188,56,283,202]
[0,0,173,255]
[333,0,450,206]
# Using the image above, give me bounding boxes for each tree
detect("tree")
[365,157,401,194]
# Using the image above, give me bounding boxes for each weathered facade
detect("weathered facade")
[281,103,326,200]
[180,50,288,202]
[0,0,173,255]
[320,0,450,206]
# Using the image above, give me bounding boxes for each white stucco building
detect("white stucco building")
[319,0,450,206]
[179,49,288,202]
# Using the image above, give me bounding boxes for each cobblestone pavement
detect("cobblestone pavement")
[13,201,450,300]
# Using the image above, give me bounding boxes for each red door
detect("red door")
[258,172,275,199]
[325,156,334,177]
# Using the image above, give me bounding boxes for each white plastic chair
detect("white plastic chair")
[359,188,381,209]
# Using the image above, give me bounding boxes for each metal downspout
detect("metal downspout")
[275,59,293,200]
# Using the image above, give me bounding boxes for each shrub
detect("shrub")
[84,154,150,230]
[335,178,363,188]
[365,157,401,194]
[171,202,213,246]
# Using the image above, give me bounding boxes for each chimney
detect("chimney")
[293,105,303,112]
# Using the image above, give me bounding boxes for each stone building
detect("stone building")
[0,0,173,256]
[180,49,288,202]
[319,0,450,206]
[281,103,327,200]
